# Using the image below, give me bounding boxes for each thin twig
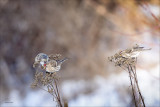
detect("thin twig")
[54,78,63,107]
[128,66,137,107]
[131,65,145,107]
[37,85,57,100]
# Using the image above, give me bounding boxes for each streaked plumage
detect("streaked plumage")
[45,58,68,73]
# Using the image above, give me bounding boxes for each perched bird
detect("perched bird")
[33,53,49,69]
[33,53,68,73]
[120,44,151,58]
[44,58,68,73]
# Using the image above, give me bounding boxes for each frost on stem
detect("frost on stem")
[31,53,68,107]
[108,44,150,107]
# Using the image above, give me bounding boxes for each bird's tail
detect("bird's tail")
[142,48,152,51]
[134,48,151,51]
[57,58,68,65]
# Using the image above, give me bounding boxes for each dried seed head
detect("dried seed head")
[31,81,38,88]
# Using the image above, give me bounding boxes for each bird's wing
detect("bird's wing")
[47,60,57,67]
[48,54,61,60]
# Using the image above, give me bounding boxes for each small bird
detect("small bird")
[33,53,68,73]
[44,58,68,73]
[120,44,151,58]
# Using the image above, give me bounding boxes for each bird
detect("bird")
[33,53,68,73]
[120,44,151,58]
[44,58,68,73]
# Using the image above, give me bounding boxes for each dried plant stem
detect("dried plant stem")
[38,80,62,107]
[108,44,149,107]
[37,84,58,102]
[128,66,137,107]
[32,53,67,107]
[53,78,63,107]
[131,66,145,107]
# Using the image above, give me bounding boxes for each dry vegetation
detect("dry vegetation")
[31,71,63,107]
[108,44,151,107]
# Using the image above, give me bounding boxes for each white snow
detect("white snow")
[1,89,56,106]
[61,65,159,106]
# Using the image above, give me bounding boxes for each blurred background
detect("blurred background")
[0,0,159,106]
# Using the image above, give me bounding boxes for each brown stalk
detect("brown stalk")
[53,78,63,107]
[130,65,145,107]
[108,44,149,107]
[128,65,137,107]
